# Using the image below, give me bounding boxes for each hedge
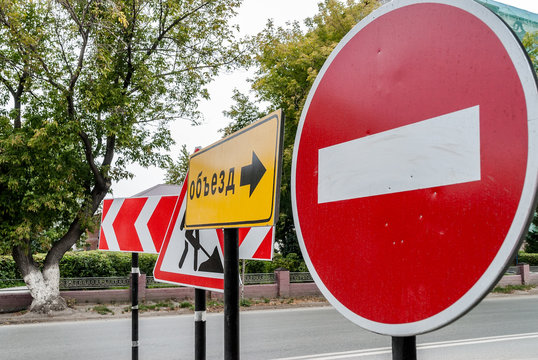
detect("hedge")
[0,251,158,279]
[242,253,307,273]
[0,250,308,280]
[518,252,538,265]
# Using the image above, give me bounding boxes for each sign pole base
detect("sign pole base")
[392,336,416,360]
[131,252,139,360]
[195,288,206,360]
[224,228,239,360]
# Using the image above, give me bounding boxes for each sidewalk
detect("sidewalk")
[2,286,538,326]
[0,296,331,326]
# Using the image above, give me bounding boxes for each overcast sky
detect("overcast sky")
[111,0,538,198]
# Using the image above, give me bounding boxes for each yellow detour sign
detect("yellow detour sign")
[185,110,284,229]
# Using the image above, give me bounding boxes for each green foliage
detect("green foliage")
[222,0,379,256]
[138,253,159,276]
[243,259,266,273]
[0,255,21,279]
[219,89,266,136]
[60,252,119,278]
[523,31,538,75]
[241,253,307,274]
[179,301,194,309]
[0,250,308,280]
[518,252,538,265]
[92,305,113,315]
[492,284,535,294]
[265,253,308,272]
[0,0,246,299]
[525,226,538,254]
[164,144,191,185]
[0,251,158,279]
[523,33,538,253]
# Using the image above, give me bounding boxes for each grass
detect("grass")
[93,305,113,315]
[207,299,223,307]
[146,283,181,289]
[139,301,176,312]
[240,298,252,307]
[492,284,536,294]
[121,301,182,312]
[138,303,157,311]
[179,301,194,310]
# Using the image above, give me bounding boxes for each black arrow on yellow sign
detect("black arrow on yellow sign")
[240,151,266,197]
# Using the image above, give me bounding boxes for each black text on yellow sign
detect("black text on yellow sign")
[185,110,284,229]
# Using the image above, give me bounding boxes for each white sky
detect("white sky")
[111,0,538,198]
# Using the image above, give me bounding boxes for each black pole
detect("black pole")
[132,253,139,360]
[195,288,206,360]
[392,336,417,360]
[224,228,239,360]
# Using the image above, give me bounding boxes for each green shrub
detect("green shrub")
[518,252,538,265]
[60,252,118,277]
[264,253,308,273]
[0,255,20,279]
[492,284,535,293]
[0,249,309,280]
[240,253,308,274]
[0,250,159,280]
[93,305,113,315]
[243,260,265,273]
[139,253,158,276]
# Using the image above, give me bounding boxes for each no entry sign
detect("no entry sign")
[292,0,538,336]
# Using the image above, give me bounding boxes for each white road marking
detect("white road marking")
[273,332,538,359]
[317,105,481,204]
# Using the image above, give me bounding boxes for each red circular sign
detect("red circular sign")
[292,0,538,336]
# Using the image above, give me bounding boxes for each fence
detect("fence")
[2,266,536,291]
[0,270,319,313]
[0,272,314,291]
[1,266,536,313]
[2,265,537,291]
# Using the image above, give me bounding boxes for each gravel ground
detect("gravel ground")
[1,285,537,326]
[0,296,331,325]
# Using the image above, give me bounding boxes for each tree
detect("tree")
[164,144,191,185]
[221,0,379,256]
[0,0,245,312]
[523,31,538,253]
[165,88,265,184]
[219,88,265,136]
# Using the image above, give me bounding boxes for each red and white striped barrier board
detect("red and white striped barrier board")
[238,226,274,260]
[99,195,178,253]
[99,193,274,259]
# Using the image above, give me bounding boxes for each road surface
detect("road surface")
[0,295,537,359]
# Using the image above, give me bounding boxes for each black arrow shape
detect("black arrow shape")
[240,151,266,197]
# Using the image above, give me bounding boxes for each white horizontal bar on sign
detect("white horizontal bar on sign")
[317,106,481,204]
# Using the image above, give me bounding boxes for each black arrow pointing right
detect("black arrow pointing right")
[240,151,266,197]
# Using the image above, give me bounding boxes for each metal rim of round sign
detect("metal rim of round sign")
[291,0,538,336]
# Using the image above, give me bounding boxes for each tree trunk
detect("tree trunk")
[12,246,67,313]
[24,264,66,313]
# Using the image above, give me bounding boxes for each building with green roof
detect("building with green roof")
[475,0,537,39]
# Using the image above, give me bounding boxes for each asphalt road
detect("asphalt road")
[1,295,537,359]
